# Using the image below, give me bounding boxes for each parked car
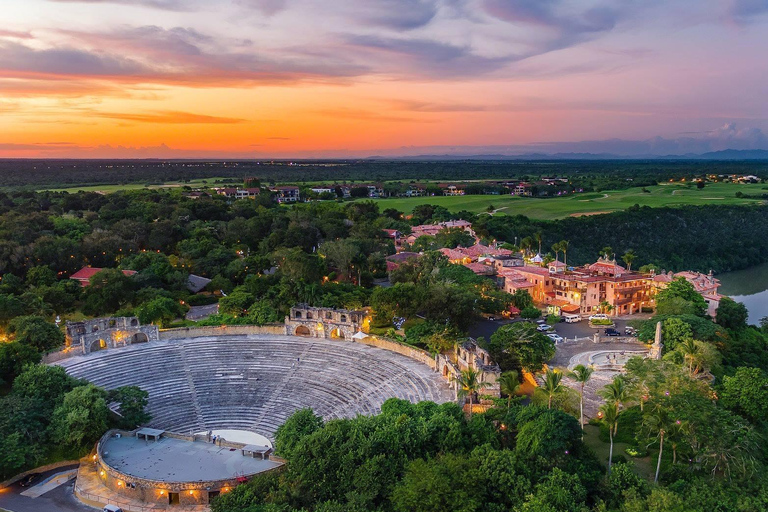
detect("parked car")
[563,313,582,323]
[589,313,609,322]
[104,505,124,512]
[624,326,637,336]
[547,333,564,344]
[537,324,552,332]
[488,316,496,321]
[604,328,621,336]
[536,319,546,324]
[18,473,42,487]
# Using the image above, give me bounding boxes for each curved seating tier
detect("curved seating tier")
[56,335,453,439]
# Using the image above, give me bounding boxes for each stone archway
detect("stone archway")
[131,332,149,344]
[295,325,311,337]
[330,328,343,339]
[90,339,108,352]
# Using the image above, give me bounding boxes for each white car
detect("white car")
[547,333,564,344]
[536,319,546,324]
[589,313,609,322]
[537,324,552,332]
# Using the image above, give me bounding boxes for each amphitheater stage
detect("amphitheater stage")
[100,435,279,482]
[56,334,454,439]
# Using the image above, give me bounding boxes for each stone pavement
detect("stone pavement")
[19,469,77,498]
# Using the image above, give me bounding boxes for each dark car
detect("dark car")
[18,473,42,487]
[604,328,621,337]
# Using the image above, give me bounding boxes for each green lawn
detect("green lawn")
[582,425,655,482]
[365,182,766,220]
[44,176,233,193]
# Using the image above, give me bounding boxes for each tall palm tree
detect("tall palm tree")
[560,240,570,267]
[598,376,629,435]
[568,364,595,436]
[520,237,533,257]
[540,368,564,409]
[601,246,613,260]
[600,402,619,476]
[679,338,701,375]
[454,368,492,417]
[497,370,520,409]
[644,407,671,484]
[534,232,543,256]
[551,242,561,263]
[621,249,636,271]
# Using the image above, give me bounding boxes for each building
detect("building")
[235,188,260,199]
[438,184,466,196]
[285,305,370,340]
[65,317,159,354]
[652,270,722,317]
[271,186,300,203]
[513,183,532,196]
[514,257,655,316]
[70,267,137,287]
[93,429,281,506]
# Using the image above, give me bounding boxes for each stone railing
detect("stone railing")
[159,324,285,339]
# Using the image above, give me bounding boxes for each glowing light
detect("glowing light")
[189,490,194,495]
[160,490,165,495]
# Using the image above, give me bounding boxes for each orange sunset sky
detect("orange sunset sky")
[2,0,768,158]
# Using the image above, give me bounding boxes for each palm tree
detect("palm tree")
[644,407,671,484]
[679,338,701,375]
[534,232,543,256]
[668,419,689,465]
[551,242,562,263]
[540,368,564,409]
[497,370,520,409]
[601,246,613,260]
[598,376,629,435]
[520,237,533,257]
[560,240,570,267]
[568,364,595,436]
[454,368,492,417]
[621,249,636,271]
[600,402,619,476]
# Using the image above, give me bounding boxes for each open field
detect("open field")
[44,177,234,194]
[363,182,766,220]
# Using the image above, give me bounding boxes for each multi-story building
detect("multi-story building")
[271,186,300,203]
[652,270,722,316]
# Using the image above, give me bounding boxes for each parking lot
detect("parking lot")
[469,315,644,344]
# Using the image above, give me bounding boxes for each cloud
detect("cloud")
[729,0,768,18]
[354,0,439,30]
[392,100,490,112]
[48,0,193,11]
[343,35,512,78]
[0,29,34,39]
[235,0,289,16]
[93,110,247,124]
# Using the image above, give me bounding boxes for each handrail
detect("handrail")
[75,483,162,512]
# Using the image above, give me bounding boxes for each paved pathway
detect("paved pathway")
[0,465,93,512]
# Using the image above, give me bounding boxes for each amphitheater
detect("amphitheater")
[56,334,454,440]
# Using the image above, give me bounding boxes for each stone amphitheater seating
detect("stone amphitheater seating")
[56,335,453,439]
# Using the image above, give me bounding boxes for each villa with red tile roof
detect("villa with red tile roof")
[70,267,137,287]
[652,270,722,316]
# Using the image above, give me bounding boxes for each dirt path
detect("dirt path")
[570,211,612,217]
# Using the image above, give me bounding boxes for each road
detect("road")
[0,465,94,512]
[186,303,219,321]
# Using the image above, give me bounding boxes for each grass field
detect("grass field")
[364,182,766,220]
[582,425,656,481]
[44,176,234,193]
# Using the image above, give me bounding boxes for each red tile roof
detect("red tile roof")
[70,267,137,285]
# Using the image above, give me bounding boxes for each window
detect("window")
[306,312,313,319]
[295,311,302,319]
[340,315,347,322]
[326,312,332,319]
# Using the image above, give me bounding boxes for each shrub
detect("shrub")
[520,306,541,319]
[591,318,613,326]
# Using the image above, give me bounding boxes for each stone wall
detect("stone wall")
[159,324,285,339]
[352,336,437,370]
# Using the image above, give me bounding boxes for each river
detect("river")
[718,262,768,325]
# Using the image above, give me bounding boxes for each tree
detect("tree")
[135,296,187,327]
[720,367,768,424]
[218,290,255,317]
[274,408,324,459]
[551,241,562,263]
[643,406,671,484]
[520,306,541,319]
[515,406,581,461]
[601,246,613,259]
[7,315,64,352]
[656,278,707,317]
[454,368,491,417]
[600,402,619,476]
[677,338,700,376]
[716,297,749,330]
[0,342,41,386]
[488,322,555,373]
[534,232,543,255]
[108,386,150,429]
[497,370,520,409]
[568,364,594,435]
[598,376,629,435]
[560,240,570,267]
[319,239,361,281]
[26,265,56,287]
[81,268,135,316]
[537,368,565,410]
[511,289,534,311]
[621,249,636,272]
[50,384,109,448]
[660,317,694,353]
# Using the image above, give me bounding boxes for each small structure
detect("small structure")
[436,339,501,396]
[649,321,663,360]
[285,305,370,341]
[136,428,165,442]
[186,274,212,293]
[65,317,159,355]
[241,445,272,460]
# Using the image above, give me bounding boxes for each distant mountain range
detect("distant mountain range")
[368,149,768,161]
